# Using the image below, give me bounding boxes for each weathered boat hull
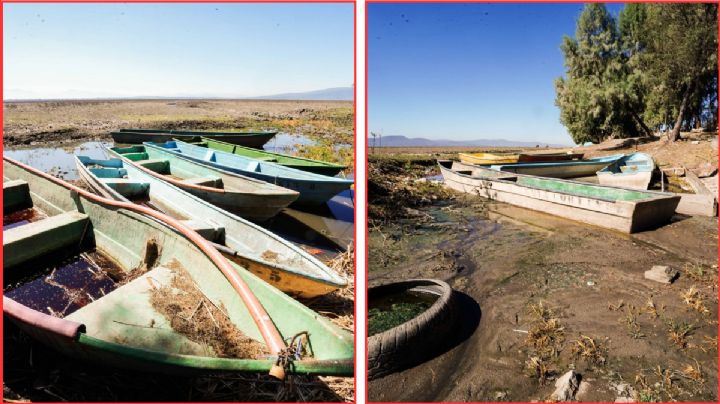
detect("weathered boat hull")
[107,145,298,221]
[75,156,347,298]
[3,157,353,375]
[200,137,347,177]
[490,154,623,178]
[597,153,655,190]
[439,161,680,233]
[147,140,353,206]
[112,130,276,149]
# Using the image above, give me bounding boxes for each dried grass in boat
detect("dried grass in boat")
[149,260,268,359]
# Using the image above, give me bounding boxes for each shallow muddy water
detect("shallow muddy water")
[369,197,718,402]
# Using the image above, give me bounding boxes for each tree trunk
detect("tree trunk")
[668,89,690,142]
[631,111,653,137]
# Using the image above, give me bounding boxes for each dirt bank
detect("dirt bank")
[368,155,718,402]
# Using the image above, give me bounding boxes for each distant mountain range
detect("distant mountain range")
[3,87,354,102]
[258,87,353,101]
[369,135,569,148]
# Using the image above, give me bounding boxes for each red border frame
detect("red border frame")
[0,2,357,403]
[364,1,720,403]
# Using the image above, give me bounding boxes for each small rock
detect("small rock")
[644,265,678,284]
[494,391,508,400]
[691,140,700,145]
[551,370,580,401]
[692,162,718,178]
[587,280,596,287]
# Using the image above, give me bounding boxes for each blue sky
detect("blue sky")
[3,3,353,100]
[369,3,624,145]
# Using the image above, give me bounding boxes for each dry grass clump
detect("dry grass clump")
[680,287,710,315]
[525,303,565,359]
[149,260,268,359]
[523,302,565,383]
[189,373,353,402]
[570,335,607,367]
[666,319,696,349]
[679,359,705,385]
[300,247,354,332]
[619,305,646,339]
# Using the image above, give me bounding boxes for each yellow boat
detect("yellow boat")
[458,151,583,165]
[459,152,520,165]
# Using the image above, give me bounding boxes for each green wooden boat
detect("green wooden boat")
[75,155,347,298]
[3,156,353,376]
[106,145,298,222]
[439,160,680,233]
[114,129,276,149]
[148,140,354,206]
[192,137,347,177]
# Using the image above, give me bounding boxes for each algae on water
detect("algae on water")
[368,301,431,336]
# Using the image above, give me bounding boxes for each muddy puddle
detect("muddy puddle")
[4,140,354,256]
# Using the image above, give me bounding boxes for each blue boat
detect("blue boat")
[143,140,354,206]
[597,152,655,190]
[490,154,624,179]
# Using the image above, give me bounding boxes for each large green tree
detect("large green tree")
[555,4,649,144]
[557,3,717,144]
[640,3,718,141]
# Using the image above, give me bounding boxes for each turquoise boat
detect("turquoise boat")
[195,136,347,177]
[490,154,624,178]
[106,145,298,222]
[75,155,347,298]
[597,152,655,190]
[145,140,354,206]
[3,156,353,376]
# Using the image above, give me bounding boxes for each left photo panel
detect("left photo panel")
[2,2,355,402]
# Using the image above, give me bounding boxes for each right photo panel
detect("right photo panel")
[367,2,719,402]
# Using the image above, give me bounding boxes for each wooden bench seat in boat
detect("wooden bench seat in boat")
[3,180,31,214]
[180,219,225,242]
[100,178,151,198]
[3,211,90,269]
[136,159,170,172]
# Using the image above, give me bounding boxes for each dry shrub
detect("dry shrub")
[571,335,607,366]
[666,320,696,349]
[525,303,565,359]
[619,305,645,339]
[680,287,710,315]
[680,360,705,385]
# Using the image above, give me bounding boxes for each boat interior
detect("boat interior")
[441,160,666,202]
[2,175,271,359]
[111,146,226,188]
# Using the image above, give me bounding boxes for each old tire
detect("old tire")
[367,279,457,380]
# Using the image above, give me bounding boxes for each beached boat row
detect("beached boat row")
[3,129,356,378]
[439,160,680,233]
[3,157,353,377]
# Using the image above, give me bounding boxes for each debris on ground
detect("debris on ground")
[644,265,678,284]
[550,370,580,401]
[149,260,268,359]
